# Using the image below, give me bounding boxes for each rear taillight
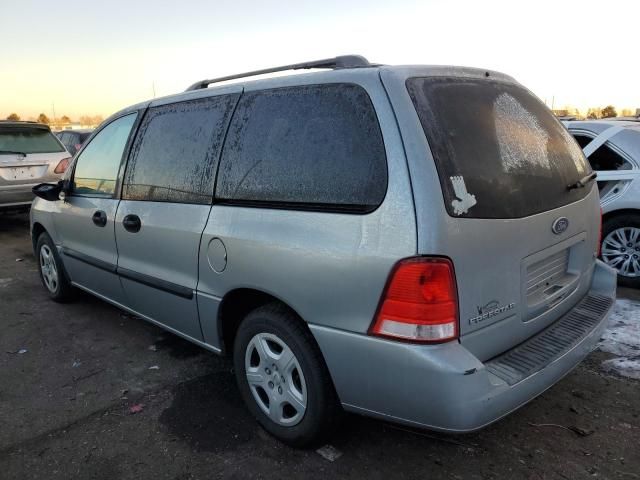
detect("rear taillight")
[369,257,458,343]
[54,157,71,174]
[598,207,603,257]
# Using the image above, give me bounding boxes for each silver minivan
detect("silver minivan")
[30,56,616,446]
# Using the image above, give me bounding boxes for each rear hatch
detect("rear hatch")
[0,123,68,187]
[403,75,601,361]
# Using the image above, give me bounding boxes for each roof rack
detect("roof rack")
[185,55,373,91]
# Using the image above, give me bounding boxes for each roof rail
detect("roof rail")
[185,55,373,91]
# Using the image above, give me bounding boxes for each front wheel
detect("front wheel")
[601,214,640,288]
[233,303,340,447]
[36,232,74,302]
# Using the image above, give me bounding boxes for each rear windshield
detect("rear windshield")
[407,77,591,218]
[0,127,65,154]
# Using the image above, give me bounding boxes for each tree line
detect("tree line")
[4,113,104,127]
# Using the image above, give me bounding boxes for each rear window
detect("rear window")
[216,84,387,213]
[0,127,65,154]
[407,77,591,218]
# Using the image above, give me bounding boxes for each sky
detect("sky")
[1,0,638,120]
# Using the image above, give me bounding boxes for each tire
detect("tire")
[36,232,74,302]
[601,213,640,288]
[233,303,341,447]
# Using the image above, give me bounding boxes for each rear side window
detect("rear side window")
[407,77,591,218]
[216,84,387,212]
[571,133,632,171]
[123,94,239,204]
[0,127,65,154]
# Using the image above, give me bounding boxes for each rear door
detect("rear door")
[115,92,240,341]
[570,127,640,207]
[52,113,138,303]
[386,72,601,360]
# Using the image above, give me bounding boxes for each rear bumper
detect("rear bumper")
[0,183,36,208]
[310,260,616,432]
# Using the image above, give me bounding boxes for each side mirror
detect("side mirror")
[32,182,62,201]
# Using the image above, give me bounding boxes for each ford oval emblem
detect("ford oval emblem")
[552,217,569,235]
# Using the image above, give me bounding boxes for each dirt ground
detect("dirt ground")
[1,212,638,480]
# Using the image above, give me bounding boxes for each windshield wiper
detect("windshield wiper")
[567,172,597,191]
[0,150,27,156]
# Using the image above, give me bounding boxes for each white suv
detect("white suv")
[566,120,640,286]
[0,121,71,212]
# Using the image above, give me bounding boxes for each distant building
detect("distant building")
[52,122,94,132]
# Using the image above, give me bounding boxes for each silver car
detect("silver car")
[30,56,616,446]
[0,121,70,211]
[566,120,640,286]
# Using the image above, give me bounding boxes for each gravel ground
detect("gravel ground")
[1,212,638,480]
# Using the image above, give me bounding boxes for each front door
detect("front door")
[114,92,240,341]
[53,113,138,304]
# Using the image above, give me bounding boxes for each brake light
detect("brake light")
[54,157,71,174]
[370,257,458,343]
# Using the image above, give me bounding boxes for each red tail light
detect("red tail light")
[54,157,71,174]
[370,257,458,343]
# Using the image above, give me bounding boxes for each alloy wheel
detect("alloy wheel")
[601,226,640,278]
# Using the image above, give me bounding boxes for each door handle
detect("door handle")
[92,210,107,227]
[122,214,141,233]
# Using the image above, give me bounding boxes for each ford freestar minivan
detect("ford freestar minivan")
[30,56,616,447]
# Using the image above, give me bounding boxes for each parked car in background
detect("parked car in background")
[0,121,70,212]
[566,120,640,287]
[56,129,93,156]
[30,56,615,446]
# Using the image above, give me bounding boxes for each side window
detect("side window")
[73,113,137,196]
[63,133,73,150]
[216,84,387,212]
[59,132,70,149]
[571,133,631,171]
[123,94,239,204]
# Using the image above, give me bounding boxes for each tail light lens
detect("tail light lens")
[54,157,71,174]
[369,257,458,343]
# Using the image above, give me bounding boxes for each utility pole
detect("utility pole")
[51,102,57,127]
[152,81,156,98]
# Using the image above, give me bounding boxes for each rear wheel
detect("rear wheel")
[233,303,340,447]
[601,214,640,288]
[36,232,74,302]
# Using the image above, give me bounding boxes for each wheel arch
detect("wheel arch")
[217,288,310,356]
[602,208,640,224]
[31,221,47,255]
